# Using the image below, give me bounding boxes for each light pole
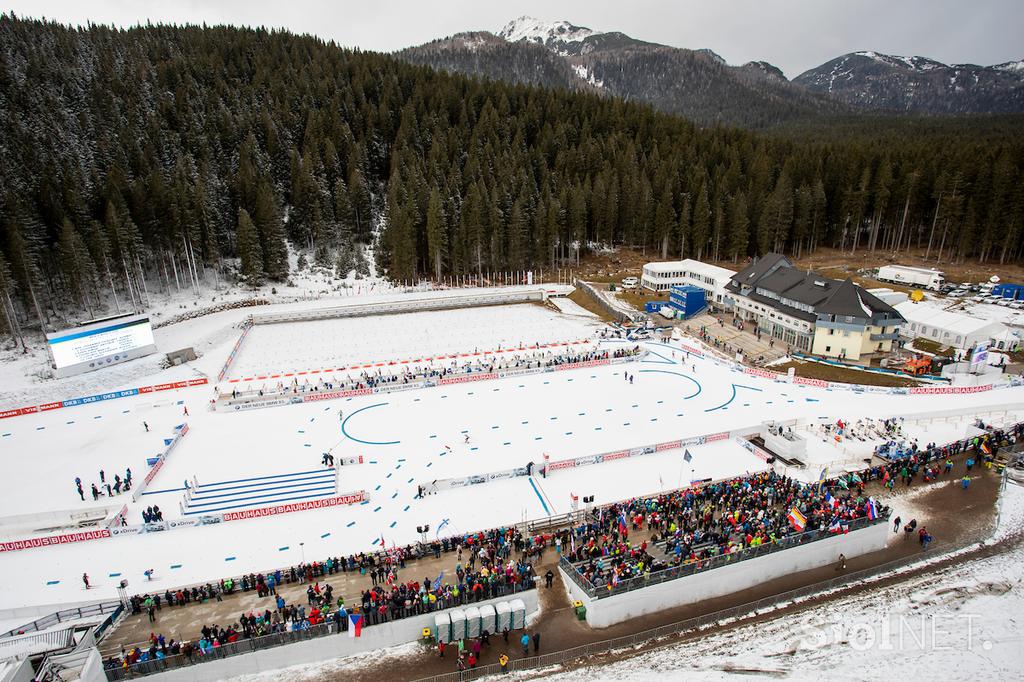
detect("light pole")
[300,542,306,564]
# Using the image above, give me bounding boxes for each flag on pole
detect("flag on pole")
[378,533,386,547]
[818,466,828,483]
[348,613,362,638]
[683,449,693,463]
[824,492,839,509]
[432,570,444,590]
[828,517,841,533]
[787,507,807,532]
[866,498,878,520]
[435,519,450,537]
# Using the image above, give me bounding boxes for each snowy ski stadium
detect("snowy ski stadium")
[1,284,1022,680]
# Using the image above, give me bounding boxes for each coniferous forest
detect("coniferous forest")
[1,17,1023,334]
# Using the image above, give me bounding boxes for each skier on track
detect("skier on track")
[143,421,149,432]
[82,573,90,590]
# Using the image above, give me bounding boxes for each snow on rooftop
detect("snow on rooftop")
[642,259,736,280]
[894,300,1005,335]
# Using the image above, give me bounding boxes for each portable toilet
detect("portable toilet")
[479,603,497,635]
[448,608,467,641]
[434,612,452,643]
[495,601,512,632]
[464,605,481,638]
[509,598,526,629]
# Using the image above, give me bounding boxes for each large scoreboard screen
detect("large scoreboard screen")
[47,315,157,376]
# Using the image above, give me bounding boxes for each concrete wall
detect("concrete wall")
[250,286,568,325]
[562,522,887,629]
[143,589,538,682]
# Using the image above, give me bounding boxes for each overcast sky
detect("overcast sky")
[3,0,1021,77]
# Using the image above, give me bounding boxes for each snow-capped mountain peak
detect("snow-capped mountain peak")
[498,16,597,55]
[852,51,947,71]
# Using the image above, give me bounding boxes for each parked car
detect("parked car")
[1011,300,1024,310]
[997,298,1012,306]
[621,276,639,289]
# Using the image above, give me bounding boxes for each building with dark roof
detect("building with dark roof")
[726,254,904,360]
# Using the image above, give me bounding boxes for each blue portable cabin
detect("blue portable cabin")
[992,283,1024,300]
[668,285,706,319]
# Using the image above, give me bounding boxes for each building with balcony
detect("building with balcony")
[725,254,904,360]
[640,259,736,309]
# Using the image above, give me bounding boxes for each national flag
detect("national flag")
[683,449,693,463]
[824,492,838,510]
[378,533,386,547]
[435,519,450,537]
[787,507,807,532]
[818,466,828,483]
[866,498,878,520]
[432,571,444,590]
[981,442,991,455]
[828,517,841,533]
[618,513,628,534]
[348,613,362,638]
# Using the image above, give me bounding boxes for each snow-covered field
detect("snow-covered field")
[1,290,1022,616]
[227,303,599,381]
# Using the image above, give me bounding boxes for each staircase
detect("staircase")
[182,468,337,515]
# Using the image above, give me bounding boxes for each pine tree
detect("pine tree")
[253,179,288,281]
[728,192,750,262]
[691,183,710,260]
[236,208,264,285]
[425,187,447,281]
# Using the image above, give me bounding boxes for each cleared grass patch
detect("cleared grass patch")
[773,359,923,388]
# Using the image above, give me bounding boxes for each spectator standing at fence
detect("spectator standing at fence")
[500,653,510,672]
[532,631,541,653]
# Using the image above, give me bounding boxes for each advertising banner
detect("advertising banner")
[222,491,366,521]
[908,385,993,395]
[437,373,499,385]
[0,529,111,553]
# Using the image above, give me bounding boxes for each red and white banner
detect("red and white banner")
[908,385,993,395]
[222,491,366,522]
[744,367,783,380]
[793,376,830,388]
[437,373,498,385]
[0,378,209,420]
[303,388,373,402]
[656,439,683,452]
[705,431,730,443]
[0,529,111,553]
[553,358,611,371]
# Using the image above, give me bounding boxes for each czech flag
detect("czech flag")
[787,507,807,532]
[348,613,363,638]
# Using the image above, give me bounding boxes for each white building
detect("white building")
[894,301,1010,351]
[641,259,736,308]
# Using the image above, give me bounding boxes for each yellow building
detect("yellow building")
[727,254,903,361]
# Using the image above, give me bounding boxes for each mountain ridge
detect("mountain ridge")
[397,16,1024,124]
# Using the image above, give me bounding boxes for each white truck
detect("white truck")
[876,265,945,291]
